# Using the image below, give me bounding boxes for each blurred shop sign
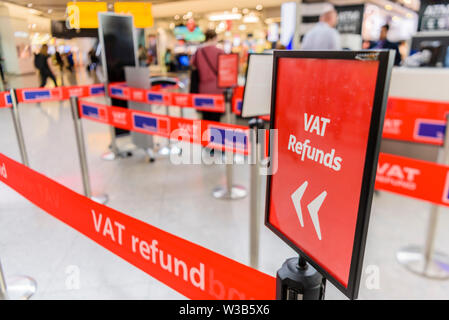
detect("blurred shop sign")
[335,5,365,35]
[51,20,99,38]
[114,2,154,28]
[418,0,449,32]
[66,2,107,29]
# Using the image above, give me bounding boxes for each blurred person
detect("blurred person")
[138,44,148,67]
[369,24,401,66]
[191,29,225,122]
[0,54,5,84]
[301,6,341,50]
[164,49,175,72]
[88,48,99,72]
[34,44,57,88]
[66,51,74,72]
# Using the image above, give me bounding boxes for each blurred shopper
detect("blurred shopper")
[66,51,75,72]
[301,6,341,50]
[164,49,175,72]
[138,45,148,67]
[191,29,224,122]
[369,25,402,66]
[88,48,99,72]
[34,44,57,88]
[0,55,5,85]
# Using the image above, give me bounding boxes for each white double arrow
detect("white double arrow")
[291,181,327,240]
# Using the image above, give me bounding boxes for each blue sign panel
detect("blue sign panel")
[416,122,446,140]
[209,127,248,151]
[237,100,242,112]
[133,114,158,132]
[194,97,214,108]
[23,90,51,101]
[81,104,100,118]
[148,93,164,103]
[90,86,105,95]
[6,93,12,104]
[110,87,125,97]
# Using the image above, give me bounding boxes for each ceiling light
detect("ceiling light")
[256,4,263,11]
[27,3,33,7]
[238,24,246,31]
[174,15,180,20]
[47,9,53,14]
[208,13,242,21]
[384,4,393,10]
[232,7,238,13]
[243,14,259,23]
[242,8,249,14]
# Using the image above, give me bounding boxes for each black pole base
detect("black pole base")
[276,256,326,300]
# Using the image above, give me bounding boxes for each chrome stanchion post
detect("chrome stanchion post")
[158,104,171,156]
[0,259,37,300]
[9,89,29,167]
[0,260,8,300]
[212,88,247,200]
[101,81,122,161]
[70,96,108,204]
[248,118,264,269]
[396,114,449,279]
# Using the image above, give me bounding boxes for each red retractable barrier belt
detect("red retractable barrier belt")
[108,83,226,113]
[79,100,249,155]
[0,153,275,299]
[0,91,11,108]
[375,153,449,207]
[16,84,105,103]
[382,97,449,145]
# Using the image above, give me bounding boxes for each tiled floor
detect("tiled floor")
[0,69,448,300]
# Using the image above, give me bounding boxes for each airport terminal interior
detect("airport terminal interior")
[1,0,449,301]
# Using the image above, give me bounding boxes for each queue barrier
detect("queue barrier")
[78,99,250,156]
[108,82,226,113]
[0,91,11,108]
[0,153,275,300]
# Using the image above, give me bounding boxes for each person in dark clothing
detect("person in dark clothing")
[34,44,57,87]
[0,55,5,84]
[191,30,225,122]
[370,24,402,66]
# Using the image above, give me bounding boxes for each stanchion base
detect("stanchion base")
[212,185,248,200]
[91,194,109,205]
[158,146,171,156]
[6,275,37,300]
[397,246,449,279]
[101,150,133,161]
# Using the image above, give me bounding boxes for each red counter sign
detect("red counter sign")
[218,53,238,88]
[265,51,394,299]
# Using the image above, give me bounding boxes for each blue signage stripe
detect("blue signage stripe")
[209,127,248,149]
[148,93,164,103]
[81,105,99,118]
[237,101,242,111]
[133,114,158,132]
[24,90,51,100]
[417,122,446,139]
[6,94,12,104]
[194,97,214,107]
[111,88,124,96]
[90,86,105,95]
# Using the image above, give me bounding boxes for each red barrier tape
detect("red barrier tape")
[376,153,449,207]
[108,83,226,113]
[0,91,11,108]
[16,84,105,103]
[382,97,449,146]
[79,100,249,155]
[0,153,275,299]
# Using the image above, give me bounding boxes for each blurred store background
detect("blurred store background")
[0,0,448,84]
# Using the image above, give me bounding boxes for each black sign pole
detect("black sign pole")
[277,254,326,300]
